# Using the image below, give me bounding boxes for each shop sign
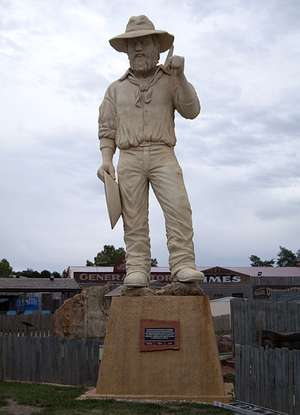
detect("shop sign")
[74,272,124,283]
[203,275,241,283]
[74,272,242,284]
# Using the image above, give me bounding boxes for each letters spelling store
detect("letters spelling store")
[66,265,300,300]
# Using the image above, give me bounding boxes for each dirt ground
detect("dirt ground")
[0,399,43,415]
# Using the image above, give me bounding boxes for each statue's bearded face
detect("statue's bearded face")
[127,35,160,75]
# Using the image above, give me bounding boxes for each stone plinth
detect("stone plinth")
[94,295,229,402]
[54,285,111,339]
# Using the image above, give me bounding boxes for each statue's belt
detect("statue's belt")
[120,142,171,150]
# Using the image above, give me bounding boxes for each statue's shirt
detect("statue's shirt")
[98,66,200,151]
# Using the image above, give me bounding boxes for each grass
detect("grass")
[0,382,233,415]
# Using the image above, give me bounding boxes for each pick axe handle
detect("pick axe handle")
[164,44,174,67]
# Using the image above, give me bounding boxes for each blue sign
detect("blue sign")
[16,296,39,312]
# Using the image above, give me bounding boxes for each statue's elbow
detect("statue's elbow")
[188,104,201,119]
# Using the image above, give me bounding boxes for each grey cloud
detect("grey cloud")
[55,59,109,101]
[252,162,300,190]
[0,34,24,55]
[0,128,109,271]
[255,197,300,221]
[176,99,300,173]
[189,0,300,39]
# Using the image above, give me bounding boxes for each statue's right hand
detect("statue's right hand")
[97,162,115,183]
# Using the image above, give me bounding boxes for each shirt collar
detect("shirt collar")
[118,64,171,82]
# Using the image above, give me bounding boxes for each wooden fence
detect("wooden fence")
[231,299,300,347]
[0,335,101,386]
[236,345,300,415]
[232,299,300,414]
[0,312,228,336]
[0,314,54,336]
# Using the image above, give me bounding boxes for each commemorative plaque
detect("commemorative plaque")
[140,319,180,352]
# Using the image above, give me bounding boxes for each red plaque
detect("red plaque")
[140,319,180,352]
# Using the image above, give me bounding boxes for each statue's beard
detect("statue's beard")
[129,53,159,76]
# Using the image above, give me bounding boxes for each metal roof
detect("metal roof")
[224,267,300,277]
[194,266,300,278]
[0,278,81,292]
[69,266,114,273]
[153,266,300,277]
[69,266,171,273]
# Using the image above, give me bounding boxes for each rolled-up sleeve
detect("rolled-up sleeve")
[173,79,201,120]
[98,86,117,152]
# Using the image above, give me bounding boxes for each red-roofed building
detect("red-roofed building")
[67,265,300,300]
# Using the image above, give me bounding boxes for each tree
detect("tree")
[40,270,51,278]
[87,245,158,267]
[14,268,62,278]
[93,245,126,266]
[151,258,158,267]
[0,259,13,277]
[276,246,297,267]
[249,255,275,267]
[15,269,41,278]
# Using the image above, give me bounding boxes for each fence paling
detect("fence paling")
[232,299,300,414]
[0,314,54,336]
[231,299,300,347]
[0,335,101,386]
[236,345,300,414]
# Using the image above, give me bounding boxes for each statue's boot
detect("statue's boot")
[123,271,149,287]
[175,268,205,283]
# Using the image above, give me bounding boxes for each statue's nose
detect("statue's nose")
[135,40,142,51]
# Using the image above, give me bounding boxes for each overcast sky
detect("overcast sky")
[1,0,299,272]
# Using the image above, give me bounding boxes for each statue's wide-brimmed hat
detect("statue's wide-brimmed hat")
[109,15,174,53]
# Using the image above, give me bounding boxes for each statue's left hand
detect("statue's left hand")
[168,55,185,76]
[97,162,115,183]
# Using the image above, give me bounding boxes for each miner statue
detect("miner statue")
[97,15,204,288]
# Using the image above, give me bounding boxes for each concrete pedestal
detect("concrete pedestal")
[94,295,229,402]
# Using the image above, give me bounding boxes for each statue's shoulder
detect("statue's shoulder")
[103,79,123,102]
[118,69,130,82]
[106,79,121,91]
[105,71,129,93]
